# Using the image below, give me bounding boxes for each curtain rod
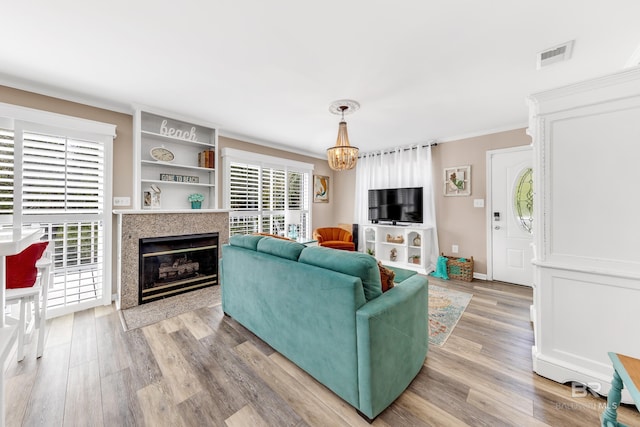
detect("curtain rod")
[359,140,438,158]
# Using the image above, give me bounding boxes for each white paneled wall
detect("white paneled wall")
[528,67,640,402]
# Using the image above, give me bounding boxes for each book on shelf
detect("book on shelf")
[198,150,215,169]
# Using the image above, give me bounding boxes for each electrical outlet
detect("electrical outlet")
[113,197,131,207]
[452,245,459,254]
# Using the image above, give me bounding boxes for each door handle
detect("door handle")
[494,226,501,230]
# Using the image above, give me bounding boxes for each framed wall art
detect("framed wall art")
[313,175,329,203]
[444,165,471,196]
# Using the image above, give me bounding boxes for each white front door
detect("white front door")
[488,146,533,286]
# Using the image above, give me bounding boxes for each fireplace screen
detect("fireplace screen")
[139,232,218,304]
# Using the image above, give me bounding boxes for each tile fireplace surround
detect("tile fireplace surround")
[114,210,230,310]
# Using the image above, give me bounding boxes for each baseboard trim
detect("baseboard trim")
[531,347,634,403]
[473,272,487,280]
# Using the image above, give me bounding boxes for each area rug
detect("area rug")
[119,286,221,331]
[429,284,473,347]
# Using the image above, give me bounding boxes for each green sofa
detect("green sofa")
[221,235,429,420]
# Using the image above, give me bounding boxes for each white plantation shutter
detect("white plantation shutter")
[0,103,115,317]
[223,148,312,239]
[229,162,259,211]
[287,170,310,238]
[0,127,14,215]
[261,167,286,235]
[23,132,104,214]
[228,162,260,235]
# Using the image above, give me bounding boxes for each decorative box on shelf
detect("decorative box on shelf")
[385,234,404,244]
[442,253,474,282]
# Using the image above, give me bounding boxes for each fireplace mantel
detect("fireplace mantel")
[113,209,232,215]
[114,210,230,309]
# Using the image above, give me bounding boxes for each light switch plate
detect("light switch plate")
[452,245,459,253]
[113,197,131,207]
[473,199,485,208]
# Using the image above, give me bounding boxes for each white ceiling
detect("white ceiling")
[2,1,640,158]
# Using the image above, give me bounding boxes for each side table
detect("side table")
[601,352,640,427]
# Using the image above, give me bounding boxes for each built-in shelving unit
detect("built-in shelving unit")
[362,224,432,274]
[133,107,219,210]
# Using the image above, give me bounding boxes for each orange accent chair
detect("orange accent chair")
[313,227,355,251]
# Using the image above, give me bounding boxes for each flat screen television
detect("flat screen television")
[368,187,423,224]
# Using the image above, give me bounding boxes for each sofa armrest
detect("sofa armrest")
[355,275,428,419]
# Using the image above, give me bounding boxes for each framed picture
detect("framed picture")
[444,165,471,196]
[313,175,329,203]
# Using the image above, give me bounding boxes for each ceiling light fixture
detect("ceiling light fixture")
[327,99,360,171]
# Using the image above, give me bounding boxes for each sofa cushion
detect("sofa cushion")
[386,266,418,283]
[229,234,264,251]
[257,236,306,261]
[299,246,382,301]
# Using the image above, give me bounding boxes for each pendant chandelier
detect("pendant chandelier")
[327,100,360,171]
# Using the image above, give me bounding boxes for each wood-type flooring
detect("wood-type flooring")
[5,277,640,426]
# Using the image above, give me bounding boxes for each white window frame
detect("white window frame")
[222,147,313,238]
[0,102,116,316]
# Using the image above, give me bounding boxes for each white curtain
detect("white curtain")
[354,145,439,271]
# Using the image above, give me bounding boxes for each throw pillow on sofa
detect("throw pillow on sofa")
[377,261,395,292]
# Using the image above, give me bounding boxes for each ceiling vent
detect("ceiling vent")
[537,40,574,69]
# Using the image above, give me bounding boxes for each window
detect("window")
[223,148,312,239]
[0,103,115,317]
[514,167,533,234]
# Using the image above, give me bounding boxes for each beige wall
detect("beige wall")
[331,168,357,225]
[432,128,530,274]
[333,128,531,274]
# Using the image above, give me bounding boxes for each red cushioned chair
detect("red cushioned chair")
[5,242,51,361]
[312,227,355,251]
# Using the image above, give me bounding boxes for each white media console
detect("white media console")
[361,224,433,274]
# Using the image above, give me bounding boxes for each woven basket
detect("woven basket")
[442,253,474,282]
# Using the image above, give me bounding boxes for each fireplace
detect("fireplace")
[139,232,218,305]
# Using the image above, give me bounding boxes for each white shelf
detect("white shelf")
[141,179,215,188]
[141,160,215,172]
[379,241,405,247]
[141,130,214,147]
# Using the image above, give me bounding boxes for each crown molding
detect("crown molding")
[436,122,528,144]
[0,73,133,115]
[219,129,326,160]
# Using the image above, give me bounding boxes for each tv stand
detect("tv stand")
[362,224,432,274]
